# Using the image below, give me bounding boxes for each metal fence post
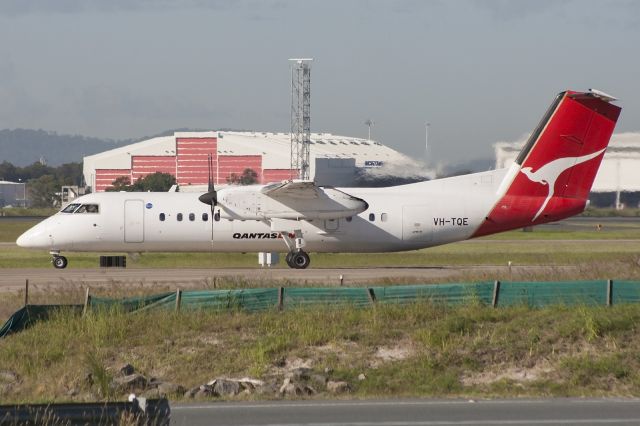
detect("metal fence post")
[367,288,376,304]
[175,289,182,312]
[492,280,501,308]
[24,279,29,306]
[82,287,91,316]
[277,287,284,311]
[606,279,613,306]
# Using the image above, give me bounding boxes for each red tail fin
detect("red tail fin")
[473,90,621,237]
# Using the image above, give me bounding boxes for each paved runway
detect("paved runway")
[0,265,580,293]
[170,398,640,426]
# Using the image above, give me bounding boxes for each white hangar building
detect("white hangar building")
[495,132,640,206]
[83,131,421,192]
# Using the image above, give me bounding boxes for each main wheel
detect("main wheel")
[285,251,295,268]
[291,251,310,269]
[52,256,68,269]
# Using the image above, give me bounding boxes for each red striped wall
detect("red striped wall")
[93,135,303,191]
[131,156,176,181]
[176,137,217,185]
[95,169,131,192]
[218,155,262,184]
[263,169,298,183]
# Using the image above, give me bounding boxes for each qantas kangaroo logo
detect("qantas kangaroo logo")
[520,148,606,221]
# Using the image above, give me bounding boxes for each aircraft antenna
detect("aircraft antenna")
[289,58,312,180]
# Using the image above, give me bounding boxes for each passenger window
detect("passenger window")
[189,213,195,221]
[381,213,388,222]
[61,203,80,213]
[159,213,165,221]
[202,213,208,221]
[214,211,221,222]
[369,213,375,222]
[177,213,183,222]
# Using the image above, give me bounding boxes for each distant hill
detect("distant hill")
[0,129,130,166]
[0,128,214,167]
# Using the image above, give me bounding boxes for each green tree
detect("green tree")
[134,172,176,191]
[108,172,176,192]
[226,168,258,185]
[29,175,60,208]
[106,176,132,192]
[54,162,84,186]
[0,161,18,181]
[21,162,54,180]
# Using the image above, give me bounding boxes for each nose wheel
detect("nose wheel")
[52,255,68,269]
[286,250,310,269]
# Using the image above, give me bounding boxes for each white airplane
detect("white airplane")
[17,89,621,269]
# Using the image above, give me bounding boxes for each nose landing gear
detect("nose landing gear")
[50,252,68,269]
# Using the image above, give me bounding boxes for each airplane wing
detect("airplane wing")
[261,180,323,199]
[258,180,368,220]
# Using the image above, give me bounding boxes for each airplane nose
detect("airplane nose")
[16,224,52,249]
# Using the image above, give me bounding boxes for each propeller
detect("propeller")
[198,154,218,207]
[198,154,217,244]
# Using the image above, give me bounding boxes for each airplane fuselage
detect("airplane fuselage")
[16,89,621,269]
[18,167,515,254]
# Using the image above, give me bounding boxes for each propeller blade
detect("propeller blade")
[198,153,218,206]
[207,154,214,193]
[198,192,217,205]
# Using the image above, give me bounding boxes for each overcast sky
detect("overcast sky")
[0,0,637,165]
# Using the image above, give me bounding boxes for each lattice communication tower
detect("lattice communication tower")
[289,59,312,180]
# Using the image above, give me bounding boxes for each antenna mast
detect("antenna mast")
[289,58,312,180]
[365,119,374,140]
[425,122,431,166]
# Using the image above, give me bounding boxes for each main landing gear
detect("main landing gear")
[285,250,310,269]
[50,251,68,269]
[277,228,311,269]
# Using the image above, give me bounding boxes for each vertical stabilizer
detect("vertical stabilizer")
[473,90,621,237]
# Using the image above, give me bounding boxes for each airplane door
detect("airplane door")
[402,205,433,242]
[124,200,144,243]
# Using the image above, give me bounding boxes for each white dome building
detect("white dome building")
[83,131,423,192]
[494,132,640,207]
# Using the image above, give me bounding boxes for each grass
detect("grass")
[0,207,56,217]
[2,217,640,268]
[0,219,41,242]
[3,299,640,403]
[1,217,639,403]
[2,239,639,269]
[582,207,640,217]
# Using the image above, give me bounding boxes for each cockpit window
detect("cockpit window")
[61,203,80,213]
[75,204,99,214]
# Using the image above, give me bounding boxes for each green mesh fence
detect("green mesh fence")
[0,305,82,338]
[612,281,640,304]
[496,280,607,307]
[91,292,175,312]
[371,282,495,306]
[179,289,280,311]
[284,287,372,307]
[4,280,640,339]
